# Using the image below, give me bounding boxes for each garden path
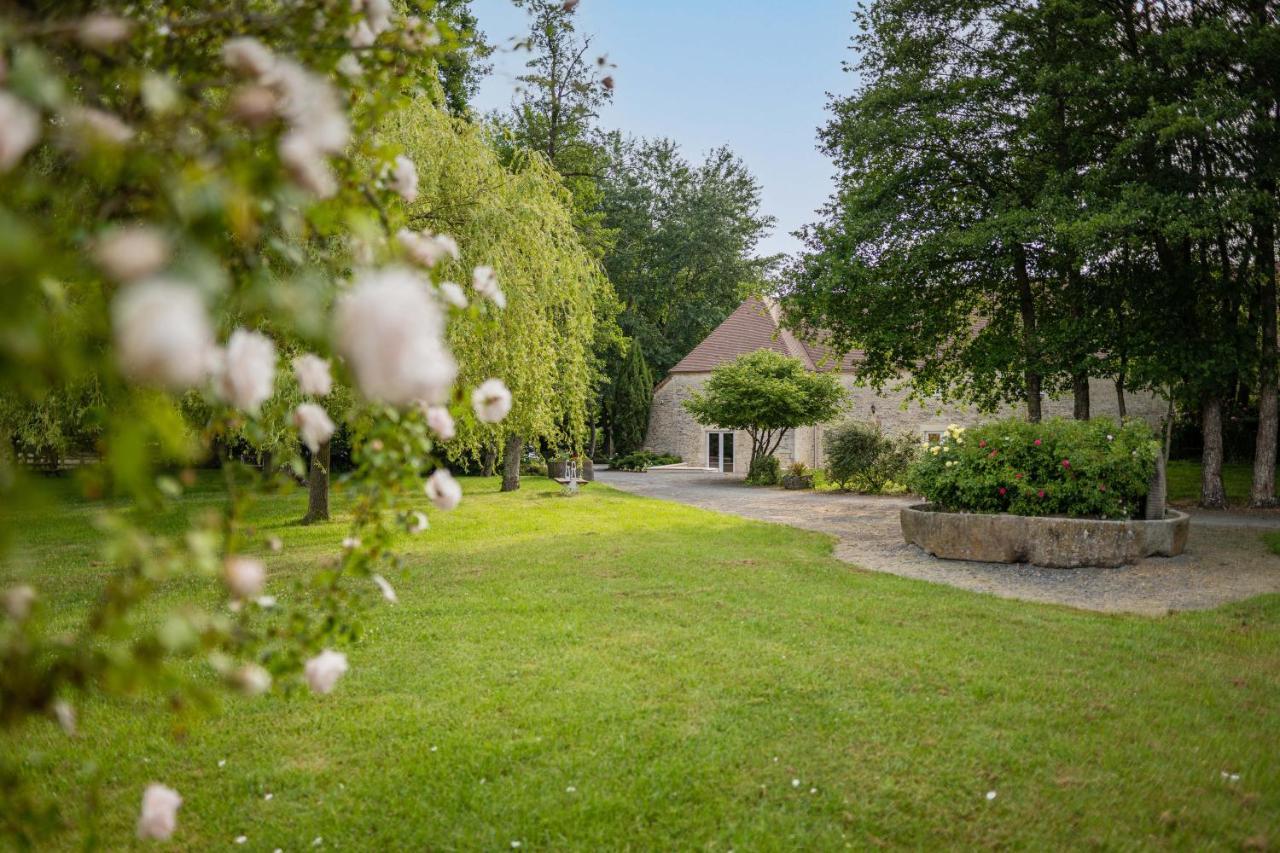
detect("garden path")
[596,469,1280,615]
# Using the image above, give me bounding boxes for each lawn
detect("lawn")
[2,476,1278,850]
[1167,460,1261,505]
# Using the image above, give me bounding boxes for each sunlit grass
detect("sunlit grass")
[2,475,1278,849]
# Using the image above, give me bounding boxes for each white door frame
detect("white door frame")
[707,430,735,473]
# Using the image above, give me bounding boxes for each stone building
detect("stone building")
[645,297,1166,473]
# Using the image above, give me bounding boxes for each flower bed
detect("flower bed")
[908,418,1159,520]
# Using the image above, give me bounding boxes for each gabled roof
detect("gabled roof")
[667,297,861,374]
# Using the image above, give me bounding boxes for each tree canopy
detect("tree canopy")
[683,350,846,466]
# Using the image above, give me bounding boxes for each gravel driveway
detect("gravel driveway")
[595,469,1280,616]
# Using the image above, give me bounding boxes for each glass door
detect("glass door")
[707,432,735,472]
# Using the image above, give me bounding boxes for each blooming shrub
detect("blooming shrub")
[908,418,1159,519]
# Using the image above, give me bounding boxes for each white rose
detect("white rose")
[0,92,40,172]
[94,225,170,283]
[372,574,397,603]
[222,37,275,78]
[224,556,266,600]
[292,403,336,453]
[334,267,457,407]
[112,279,215,390]
[136,784,182,841]
[390,155,418,203]
[68,106,134,145]
[3,584,36,620]
[425,405,455,440]
[397,229,460,269]
[292,353,333,397]
[304,649,349,695]
[214,329,277,415]
[279,132,337,198]
[408,511,429,533]
[425,468,462,511]
[472,266,505,309]
[438,281,467,309]
[471,378,512,424]
[233,664,272,696]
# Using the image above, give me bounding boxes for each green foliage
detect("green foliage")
[683,350,846,467]
[386,101,609,460]
[608,450,680,472]
[745,454,781,486]
[611,340,652,455]
[601,136,777,376]
[786,461,810,479]
[825,421,917,493]
[908,419,1159,519]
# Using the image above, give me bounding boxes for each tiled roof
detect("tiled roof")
[668,298,862,374]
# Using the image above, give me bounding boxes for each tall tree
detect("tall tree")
[611,339,652,455]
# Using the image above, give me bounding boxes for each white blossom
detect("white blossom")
[342,536,361,550]
[397,229,459,268]
[348,0,394,46]
[334,267,457,407]
[223,37,276,78]
[94,225,170,282]
[268,59,349,154]
[229,85,278,128]
[402,16,441,49]
[471,378,512,424]
[214,329,277,415]
[3,584,36,621]
[348,20,377,48]
[52,700,76,736]
[425,405,455,440]
[112,279,215,390]
[68,107,134,145]
[77,13,133,50]
[0,92,40,172]
[472,265,505,309]
[136,784,182,841]
[425,469,461,511]
[390,155,419,203]
[293,353,333,396]
[279,132,337,198]
[304,649,349,695]
[233,664,272,696]
[372,574,397,603]
[438,281,467,309]
[224,556,266,600]
[336,53,364,79]
[292,403,335,453]
[409,511,429,533]
[256,595,278,609]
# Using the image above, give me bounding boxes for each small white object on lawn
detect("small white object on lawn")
[986,790,997,801]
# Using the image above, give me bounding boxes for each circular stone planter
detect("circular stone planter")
[900,504,1190,569]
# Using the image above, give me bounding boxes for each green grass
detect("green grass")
[3,476,1279,849]
[1167,460,1260,505]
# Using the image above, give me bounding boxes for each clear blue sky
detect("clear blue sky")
[468,0,863,261]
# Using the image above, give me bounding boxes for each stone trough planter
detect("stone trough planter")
[900,504,1190,568]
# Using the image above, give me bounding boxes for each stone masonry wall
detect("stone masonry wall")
[647,372,1166,474]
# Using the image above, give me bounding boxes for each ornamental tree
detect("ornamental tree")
[0,2,515,844]
[682,350,846,467]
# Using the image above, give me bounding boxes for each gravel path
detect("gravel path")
[595,470,1280,616]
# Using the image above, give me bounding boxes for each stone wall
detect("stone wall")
[646,371,1167,474]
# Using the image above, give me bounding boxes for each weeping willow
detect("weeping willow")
[386,99,609,461]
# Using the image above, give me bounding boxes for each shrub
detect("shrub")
[787,461,809,478]
[609,450,681,472]
[907,417,1159,519]
[825,421,917,492]
[521,458,548,477]
[746,454,781,485]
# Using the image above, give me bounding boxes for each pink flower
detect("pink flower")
[213,329,277,415]
[389,155,418,203]
[979,440,987,448]
[472,266,505,309]
[472,378,512,423]
[998,487,1007,496]
[136,784,182,841]
[425,405,455,440]
[112,279,216,391]
[304,649,349,695]
[224,556,266,600]
[1061,459,1070,468]
[1014,473,1023,480]
[292,403,335,453]
[0,92,41,172]
[292,353,332,397]
[1099,484,1107,492]
[426,468,462,511]
[1033,439,1042,447]
[1037,490,1046,498]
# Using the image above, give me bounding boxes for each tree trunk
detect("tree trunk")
[1072,373,1090,420]
[1014,244,1042,423]
[1115,380,1127,420]
[500,434,522,492]
[302,440,330,523]
[1251,225,1278,507]
[1200,395,1227,508]
[481,442,497,477]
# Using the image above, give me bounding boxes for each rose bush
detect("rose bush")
[908,418,1159,519]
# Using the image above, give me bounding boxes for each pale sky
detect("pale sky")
[468,0,863,261]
